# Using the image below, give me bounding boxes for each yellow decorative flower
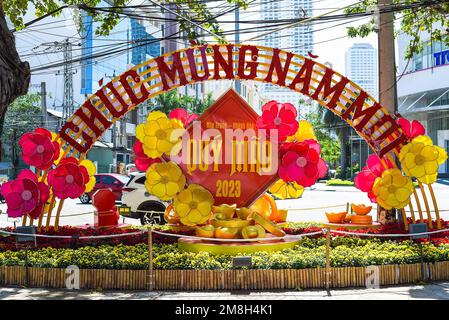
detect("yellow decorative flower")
[287,120,317,142]
[80,159,96,192]
[399,135,448,185]
[173,184,214,226]
[145,161,186,201]
[269,179,304,199]
[372,168,414,210]
[136,111,183,158]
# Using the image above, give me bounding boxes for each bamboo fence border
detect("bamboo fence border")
[0,262,448,291]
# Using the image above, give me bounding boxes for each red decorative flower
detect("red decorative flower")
[169,108,199,127]
[0,170,49,218]
[279,140,327,187]
[47,157,90,199]
[256,101,299,142]
[133,140,161,172]
[354,154,394,203]
[19,128,60,170]
[397,117,425,140]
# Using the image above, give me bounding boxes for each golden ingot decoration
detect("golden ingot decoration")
[145,161,186,201]
[195,225,215,238]
[286,120,317,142]
[136,111,183,158]
[251,212,286,237]
[212,204,236,219]
[269,179,304,200]
[215,226,240,239]
[399,135,448,185]
[173,184,214,226]
[372,168,414,210]
[241,225,266,239]
[210,218,251,228]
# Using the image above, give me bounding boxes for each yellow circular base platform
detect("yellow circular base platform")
[178,236,300,254]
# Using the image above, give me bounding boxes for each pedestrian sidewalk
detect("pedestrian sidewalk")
[1,282,449,300]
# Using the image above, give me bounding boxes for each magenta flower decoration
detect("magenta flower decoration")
[169,108,199,127]
[47,157,90,199]
[133,140,161,172]
[1,170,49,218]
[19,128,60,170]
[397,117,425,140]
[354,154,394,203]
[279,140,327,188]
[256,101,299,142]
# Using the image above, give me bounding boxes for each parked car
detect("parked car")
[121,172,168,225]
[79,174,130,204]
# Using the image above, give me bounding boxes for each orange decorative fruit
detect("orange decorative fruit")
[325,212,347,223]
[164,204,180,224]
[249,194,278,221]
[351,215,373,225]
[351,204,372,215]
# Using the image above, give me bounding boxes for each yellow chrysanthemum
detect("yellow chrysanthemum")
[135,111,183,158]
[173,184,214,226]
[372,168,414,210]
[269,179,304,199]
[287,120,317,142]
[145,161,186,201]
[399,135,448,185]
[80,159,96,192]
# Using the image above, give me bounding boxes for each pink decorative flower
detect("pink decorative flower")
[354,154,394,203]
[279,140,327,187]
[169,108,199,127]
[133,140,161,172]
[47,157,90,199]
[256,101,299,142]
[397,117,425,140]
[0,170,49,218]
[19,128,60,170]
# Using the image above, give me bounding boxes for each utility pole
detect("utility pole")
[378,0,397,115]
[40,82,48,129]
[40,39,76,129]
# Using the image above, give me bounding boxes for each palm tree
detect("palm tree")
[322,108,351,179]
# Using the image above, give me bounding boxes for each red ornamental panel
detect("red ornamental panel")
[175,90,280,207]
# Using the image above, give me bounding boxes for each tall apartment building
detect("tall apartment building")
[345,43,378,99]
[259,0,314,109]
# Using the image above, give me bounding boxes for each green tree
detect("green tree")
[153,91,214,115]
[345,1,449,59]
[0,0,247,157]
[2,93,41,169]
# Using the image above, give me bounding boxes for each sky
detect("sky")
[215,0,379,73]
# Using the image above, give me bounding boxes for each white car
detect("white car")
[121,172,169,225]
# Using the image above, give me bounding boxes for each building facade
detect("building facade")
[397,22,449,175]
[258,0,314,108]
[345,43,378,176]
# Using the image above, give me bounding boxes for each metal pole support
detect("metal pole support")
[325,228,332,290]
[148,227,154,291]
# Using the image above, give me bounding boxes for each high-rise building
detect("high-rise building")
[345,43,378,99]
[258,0,314,109]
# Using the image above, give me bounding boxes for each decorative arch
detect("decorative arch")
[32,44,428,230]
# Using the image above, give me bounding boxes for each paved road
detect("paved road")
[1,282,449,299]
[1,181,449,227]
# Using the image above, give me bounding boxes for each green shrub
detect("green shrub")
[326,179,354,186]
[0,239,449,270]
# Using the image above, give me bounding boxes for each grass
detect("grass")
[326,179,354,186]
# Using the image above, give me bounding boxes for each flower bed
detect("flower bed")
[1,238,449,270]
